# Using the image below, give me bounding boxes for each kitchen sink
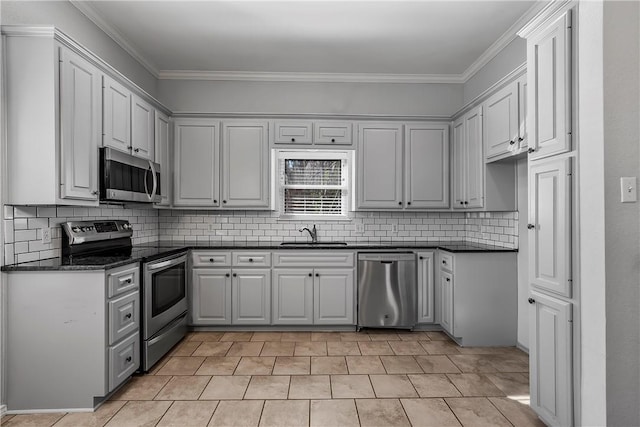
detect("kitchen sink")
[280,241,348,246]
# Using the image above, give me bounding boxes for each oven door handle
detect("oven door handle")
[146,255,187,272]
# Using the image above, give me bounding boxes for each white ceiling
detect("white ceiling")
[72,1,539,82]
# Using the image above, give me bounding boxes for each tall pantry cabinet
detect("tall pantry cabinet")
[520,6,575,427]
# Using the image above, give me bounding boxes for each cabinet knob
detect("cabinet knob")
[407,202,411,206]
[291,138,296,142]
[126,356,132,363]
[527,224,535,230]
[125,278,132,284]
[463,201,468,205]
[127,146,132,150]
[442,260,446,264]
[249,258,254,262]
[459,201,464,205]
[225,273,230,277]
[233,273,237,277]
[446,277,450,282]
[509,140,516,145]
[528,297,536,304]
[398,201,402,205]
[518,137,524,142]
[419,256,424,260]
[125,313,132,319]
[308,273,312,277]
[92,190,100,196]
[214,199,218,204]
[315,273,319,277]
[223,200,227,204]
[134,148,140,153]
[209,258,214,262]
[331,138,336,143]
[528,147,535,154]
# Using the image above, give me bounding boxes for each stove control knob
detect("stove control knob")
[72,227,81,233]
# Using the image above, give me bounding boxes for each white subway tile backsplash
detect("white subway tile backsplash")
[14,206,37,218]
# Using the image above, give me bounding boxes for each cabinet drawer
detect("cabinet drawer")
[192,251,231,267]
[108,332,139,392]
[439,252,454,273]
[314,122,353,145]
[232,252,272,267]
[274,121,313,144]
[109,291,140,345]
[273,251,354,268]
[107,264,139,298]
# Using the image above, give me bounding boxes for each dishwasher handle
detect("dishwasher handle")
[358,253,416,262]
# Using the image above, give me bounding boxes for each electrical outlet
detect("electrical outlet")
[41,228,51,244]
[391,224,398,233]
[355,223,364,233]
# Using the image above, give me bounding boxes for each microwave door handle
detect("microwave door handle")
[144,165,151,199]
[149,160,158,200]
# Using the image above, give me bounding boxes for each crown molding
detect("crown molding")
[171,111,452,121]
[460,1,549,82]
[518,0,575,38]
[157,70,465,84]
[69,0,160,78]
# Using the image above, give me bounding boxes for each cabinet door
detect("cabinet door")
[313,269,354,325]
[483,81,519,160]
[59,48,101,202]
[528,158,571,297]
[314,121,353,145]
[273,121,313,144]
[191,269,231,325]
[131,95,155,160]
[221,122,269,208]
[154,111,171,206]
[103,75,131,152]
[272,269,313,325]
[232,269,271,325]
[439,271,454,335]
[527,11,572,160]
[464,106,484,209]
[452,118,466,209]
[173,119,220,207]
[417,252,434,323]
[529,291,572,427]
[517,74,528,150]
[405,124,449,209]
[356,123,403,209]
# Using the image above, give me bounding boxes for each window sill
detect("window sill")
[277,214,352,222]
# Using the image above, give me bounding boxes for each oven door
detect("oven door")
[143,253,188,339]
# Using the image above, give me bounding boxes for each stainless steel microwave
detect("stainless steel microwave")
[99,147,161,203]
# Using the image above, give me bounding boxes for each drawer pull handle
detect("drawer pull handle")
[125,313,132,319]
[291,137,296,142]
[331,138,336,143]
[209,258,214,262]
[125,356,132,363]
[249,258,254,262]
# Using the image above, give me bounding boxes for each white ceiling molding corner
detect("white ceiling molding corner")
[156,70,465,84]
[460,1,550,82]
[69,0,160,78]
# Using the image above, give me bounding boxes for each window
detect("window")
[274,150,352,218]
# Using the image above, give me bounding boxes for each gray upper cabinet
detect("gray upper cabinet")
[483,81,519,160]
[313,121,353,145]
[527,10,572,160]
[405,123,450,209]
[356,123,404,209]
[273,121,313,145]
[453,107,484,209]
[221,121,270,208]
[173,118,220,207]
[59,48,101,202]
[131,95,155,160]
[154,111,172,207]
[102,75,131,153]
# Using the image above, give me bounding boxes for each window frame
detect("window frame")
[273,149,354,220]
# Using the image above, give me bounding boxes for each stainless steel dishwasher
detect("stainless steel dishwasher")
[357,253,417,329]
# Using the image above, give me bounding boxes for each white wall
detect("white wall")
[602,1,640,425]
[157,79,463,117]
[463,37,527,104]
[0,0,157,96]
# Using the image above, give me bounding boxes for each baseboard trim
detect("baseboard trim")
[1,404,7,417]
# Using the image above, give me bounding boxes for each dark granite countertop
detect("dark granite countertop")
[2,240,515,272]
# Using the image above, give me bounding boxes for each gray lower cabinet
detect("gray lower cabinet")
[529,291,573,427]
[437,250,517,346]
[272,269,314,325]
[313,268,354,325]
[191,268,232,325]
[6,263,140,411]
[231,268,271,325]
[416,251,435,324]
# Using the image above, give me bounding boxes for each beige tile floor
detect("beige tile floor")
[1,330,545,427]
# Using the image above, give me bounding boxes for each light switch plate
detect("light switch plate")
[620,177,637,203]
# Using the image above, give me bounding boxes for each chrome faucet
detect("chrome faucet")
[299,224,318,243]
